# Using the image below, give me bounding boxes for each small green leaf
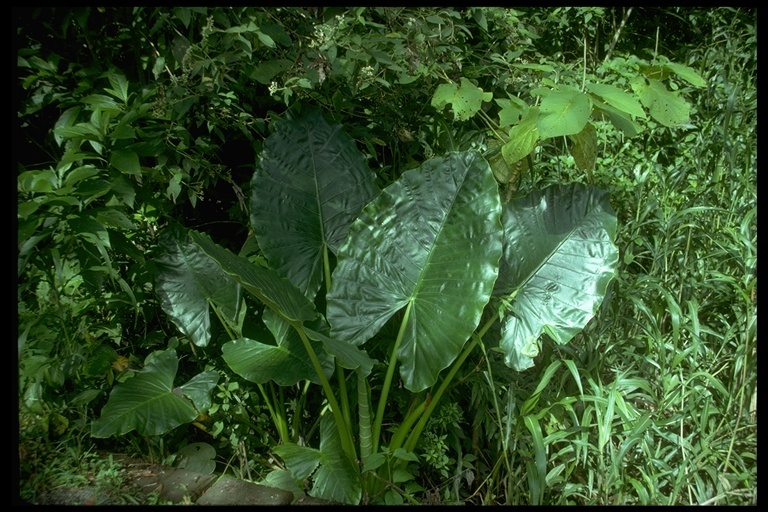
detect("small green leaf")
[82,94,122,111]
[105,70,130,103]
[502,107,539,166]
[53,107,82,146]
[586,82,646,119]
[663,61,706,87]
[431,78,493,121]
[633,78,691,127]
[257,30,276,48]
[110,149,141,176]
[179,371,219,412]
[536,86,591,139]
[592,98,643,138]
[569,122,597,176]
[91,349,201,438]
[496,96,528,127]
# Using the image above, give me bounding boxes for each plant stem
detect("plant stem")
[256,382,290,444]
[371,301,413,455]
[291,321,357,461]
[323,243,333,292]
[336,362,352,433]
[403,312,499,454]
[358,371,373,464]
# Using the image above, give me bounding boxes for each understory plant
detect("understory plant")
[91,108,618,504]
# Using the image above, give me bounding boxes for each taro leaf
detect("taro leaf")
[274,414,362,504]
[189,230,317,323]
[536,86,592,139]
[262,468,307,501]
[493,184,618,371]
[310,413,362,504]
[304,325,376,378]
[179,369,220,412]
[222,309,333,386]
[155,225,242,347]
[273,443,321,482]
[91,349,218,437]
[327,151,502,392]
[250,109,379,301]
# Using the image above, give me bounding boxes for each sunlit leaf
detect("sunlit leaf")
[494,184,618,371]
[327,151,502,392]
[536,86,592,139]
[633,78,691,127]
[431,78,493,122]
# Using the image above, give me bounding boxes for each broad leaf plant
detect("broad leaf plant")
[93,109,618,504]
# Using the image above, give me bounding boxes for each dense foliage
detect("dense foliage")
[17,7,755,505]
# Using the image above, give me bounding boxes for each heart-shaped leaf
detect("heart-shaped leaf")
[493,184,618,371]
[92,349,218,437]
[274,414,362,504]
[327,151,502,392]
[190,230,317,323]
[250,109,379,300]
[222,309,333,386]
[536,86,592,139]
[155,225,242,347]
[632,78,691,127]
[431,78,493,121]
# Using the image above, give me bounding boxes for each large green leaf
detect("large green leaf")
[91,349,218,437]
[190,230,317,323]
[250,109,379,300]
[327,151,502,392]
[222,309,333,386]
[493,184,618,371]
[155,225,242,347]
[273,414,362,504]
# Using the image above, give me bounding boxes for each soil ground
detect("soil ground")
[21,452,334,506]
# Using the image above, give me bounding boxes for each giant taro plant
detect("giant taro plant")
[92,109,619,504]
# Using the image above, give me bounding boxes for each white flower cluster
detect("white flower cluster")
[308,23,334,49]
[360,65,375,79]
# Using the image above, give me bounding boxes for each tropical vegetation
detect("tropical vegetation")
[16,7,756,505]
